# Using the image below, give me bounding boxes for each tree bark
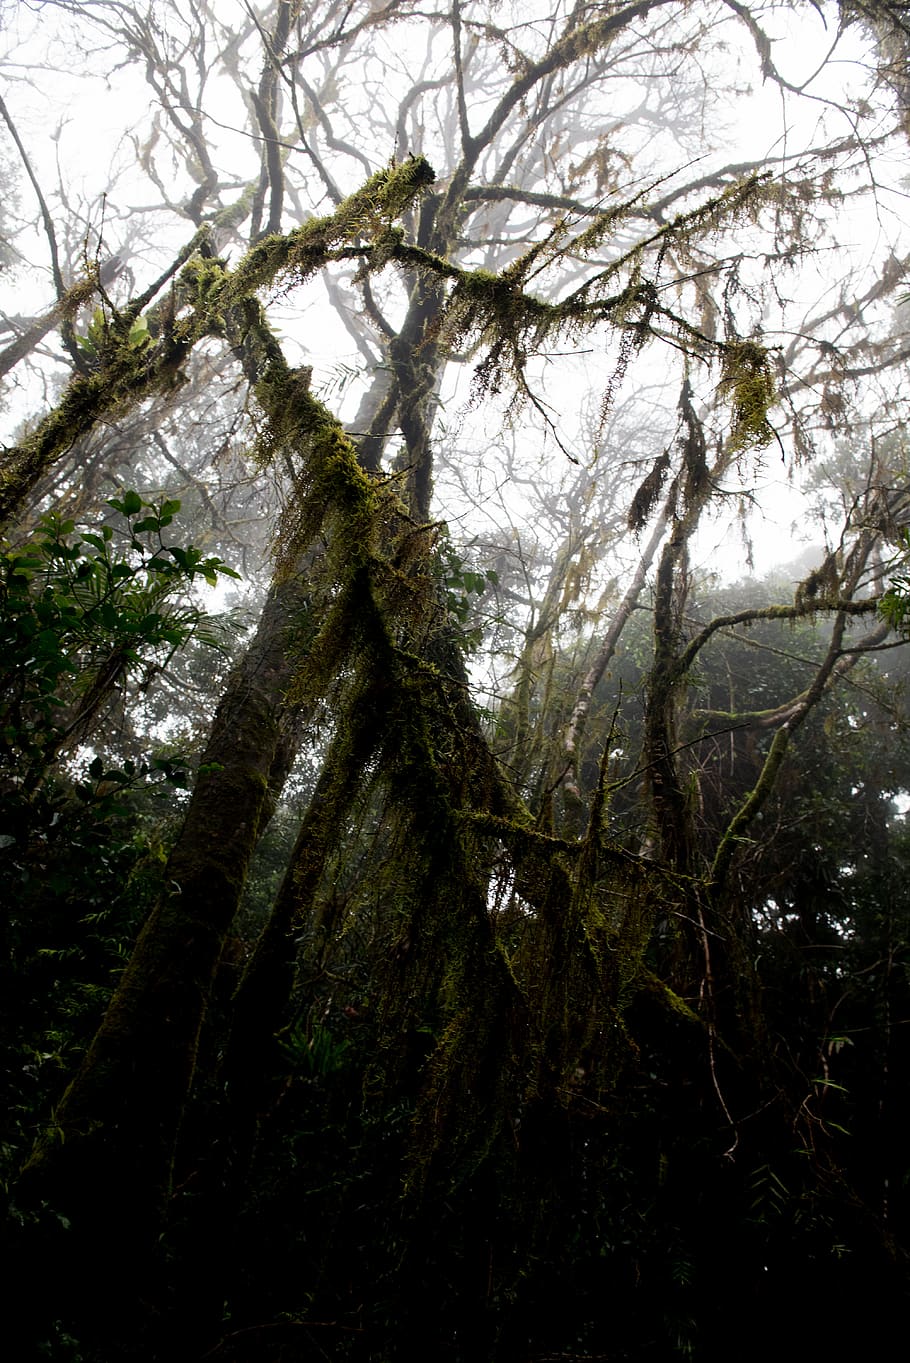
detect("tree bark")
[16,562,311,1350]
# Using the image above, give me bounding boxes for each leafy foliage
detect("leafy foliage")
[0,492,237,779]
[881,530,910,636]
[0,498,238,1202]
[437,531,499,651]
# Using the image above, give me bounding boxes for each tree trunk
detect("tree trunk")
[16,563,311,1350]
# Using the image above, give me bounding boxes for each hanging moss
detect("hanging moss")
[229,155,436,298]
[0,337,191,528]
[718,339,778,453]
[1,159,437,532]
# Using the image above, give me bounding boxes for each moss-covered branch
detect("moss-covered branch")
[677,595,879,681]
[0,269,105,382]
[0,156,436,529]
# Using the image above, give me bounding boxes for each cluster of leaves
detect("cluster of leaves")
[74,305,151,363]
[436,532,499,652]
[0,491,237,778]
[880,530,910,636]
[0,496,239,1192]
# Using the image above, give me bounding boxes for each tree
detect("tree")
[2,1,910,1358]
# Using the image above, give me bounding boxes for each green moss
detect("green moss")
[229,156,435,299]
[638,970,704,1026]
[718,339,778,453]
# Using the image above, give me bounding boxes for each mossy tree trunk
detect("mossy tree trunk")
[16,562,312,1346]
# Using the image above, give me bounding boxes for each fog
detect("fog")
[3,4,910,1359]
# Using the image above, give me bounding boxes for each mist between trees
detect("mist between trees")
[2,2,910,1359]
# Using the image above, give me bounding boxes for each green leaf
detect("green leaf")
[128,315,151,349]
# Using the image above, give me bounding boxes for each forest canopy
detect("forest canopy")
[2,1,910,1359]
